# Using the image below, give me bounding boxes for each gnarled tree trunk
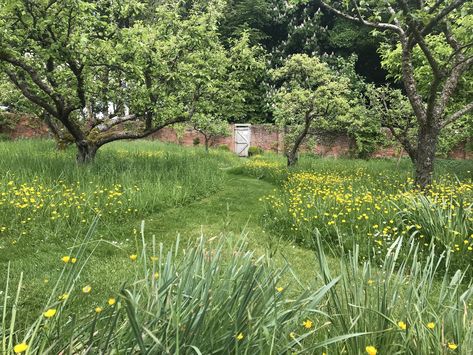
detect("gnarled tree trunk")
[286,113,312,167]
[286,150,299,167]
[414,123,439,189]
[76,140,98,164]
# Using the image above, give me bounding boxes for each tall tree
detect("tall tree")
[0,0,233,163]
[317,0,473,188]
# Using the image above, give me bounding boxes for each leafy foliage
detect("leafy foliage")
[272,54,350,164]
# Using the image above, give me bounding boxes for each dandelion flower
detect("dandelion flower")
[13,343,28,353]
[154,272,159,279]
[71,257,77,264]
[82,285,92,294]
[95,307,103,313]
[59,293,69,301]
[367,279,375,285]
[236,332,244,341]
[398,321,407,330]
[108,298,116,306]
[427,322,435,329]
[61,256,71,263]
[302,319,313,329]
[289,332,296,339]
[276,286,284,292]
[448,342,458,350]
[129,254,138,261]
[43,308,57,318]
[365,345,377,355]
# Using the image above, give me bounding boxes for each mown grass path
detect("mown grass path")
[6,170,319,326]
[145,172,318,282]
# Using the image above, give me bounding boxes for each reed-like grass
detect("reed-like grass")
[2,223,472,354]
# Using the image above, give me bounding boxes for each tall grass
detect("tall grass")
[241,154,473,273]
[0,140,238,240]
[313,231,473,354]
[2,223,473,353]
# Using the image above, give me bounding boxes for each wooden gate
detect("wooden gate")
[234,124,251,157]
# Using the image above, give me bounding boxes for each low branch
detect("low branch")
[95,114,138,132]
[441,101,473,128]
[95,117,187,147]
[385,125,417,162]
[0,51,62,107]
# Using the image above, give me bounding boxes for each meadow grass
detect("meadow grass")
[234,154,473,273]
[1,140,473,353]
[2,224,472,354]
[0,139,239,324]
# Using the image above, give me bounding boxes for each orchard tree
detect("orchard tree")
[0,0,232,163]
[317,0,473,188]
[272,54,349,166]
[191,115,229,152]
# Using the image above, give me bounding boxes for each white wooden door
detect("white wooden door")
[234,125,251,157]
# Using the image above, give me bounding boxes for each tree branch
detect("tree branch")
[4,69,58,117]
[95,117,187,147]
[437,56,473,120]
[441,101,473,128]
[421,0,468,37]
[319,1,404,34]
[95,115,139,132]
[0,52,62,107]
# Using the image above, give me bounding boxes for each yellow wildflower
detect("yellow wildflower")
[13,343,28,353]
[154,272,159,280]
[427,322,435,329]
[95,307,103,313]
[236,332,244,341]
[447,342,458,350]
[59,293,69,301]
[365,345,377,355]
[71,257,77,264]
[129,254,138,261]
[302,319,313,329]
[108,298,116,306]
[276,286,284,292]
[398,321,407,330]
[61,256,71,263]
[82,285,92,294]
[43,308,57,318]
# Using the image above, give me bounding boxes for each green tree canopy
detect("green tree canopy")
[272,54,350,166]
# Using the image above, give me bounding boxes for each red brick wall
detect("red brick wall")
[448,141,473,160]
[3,116,471,160]
[0,114,50,139]
[151,124,472,160]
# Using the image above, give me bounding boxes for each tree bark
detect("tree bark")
[76,140,98,164]
[286,151,299,167]
[414,123,439,189]
[286,113,312,167]
[204,135,209,153]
